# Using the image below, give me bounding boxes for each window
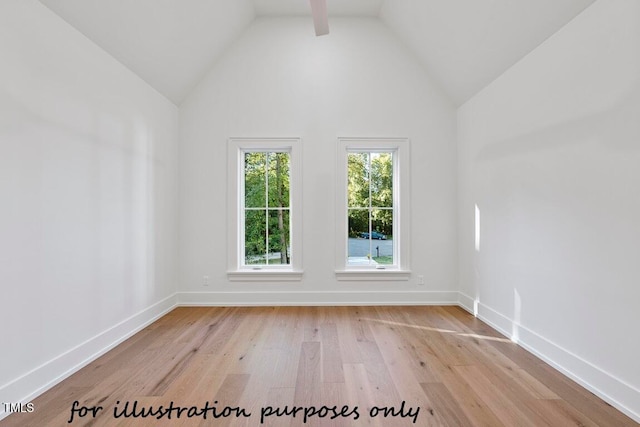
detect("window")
[227,138,302,281]
[336,138,410,280]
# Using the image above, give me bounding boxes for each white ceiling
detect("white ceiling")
[39,0,256,104]
[380,0,595,105]
[38,0,595,106]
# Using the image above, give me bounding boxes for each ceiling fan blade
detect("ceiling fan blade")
[309,0,329,36]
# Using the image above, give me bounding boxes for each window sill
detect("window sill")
[227,270,304,282]
[335,269,412,282]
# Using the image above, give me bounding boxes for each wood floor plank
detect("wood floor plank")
[422,359,506,426]
[342,363,382,427]
[372,313,443,384]
[320,383,350,427]
[291,342,322,427]
[320,323,345,383]
[366,308,443,426]
[3,306,637,427]
[454,365,543,427]
[334,307,364,365]
[262,387,296,427]
[420,383,474,427]
[229,317,285,427]
[293,342,322,406]
[419,309,561,404]
[530,399,600,427]
[393,319,507,427]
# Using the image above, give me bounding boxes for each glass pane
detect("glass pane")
[348,209,373,265]
[268,209,291,265]
[371,208,393,265]
[348,152,370,208]
[244,152,266,208]
[371,152,393,208]
[268,152,290,208]
[348,209,369,239]
[244,210,266,265]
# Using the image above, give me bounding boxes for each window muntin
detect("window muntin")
[347,151,395,267]
[242,151,291,266]
[335,137,410,280]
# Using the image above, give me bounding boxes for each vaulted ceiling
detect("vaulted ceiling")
[38,0,595,106]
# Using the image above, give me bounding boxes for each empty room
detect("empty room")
[1,0,638,425]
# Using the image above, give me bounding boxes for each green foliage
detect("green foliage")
[244,152,290,264]
[372,256,393,265]
[347,152,393,237]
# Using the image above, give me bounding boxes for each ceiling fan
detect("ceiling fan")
[309,0,329,36]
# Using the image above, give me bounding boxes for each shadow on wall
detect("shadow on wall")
[469,78,640,345]
[475,81,640,161]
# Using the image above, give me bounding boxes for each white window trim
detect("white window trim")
[335,137,411,281]
[227,137,303,282]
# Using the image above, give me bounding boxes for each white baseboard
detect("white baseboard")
[457,293,640,424]
[0,294,177,421]
[3,291,637,424]
[176,290,460,306]
[457,291,475,314]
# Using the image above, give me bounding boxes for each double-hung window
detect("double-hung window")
[227,138,303,281]
[336,138,411,280]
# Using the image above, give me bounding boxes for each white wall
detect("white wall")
[0,0,179,412]
[179,17,458,304]
[458,0,640,420]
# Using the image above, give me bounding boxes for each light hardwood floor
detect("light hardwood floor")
[3,306,637,426]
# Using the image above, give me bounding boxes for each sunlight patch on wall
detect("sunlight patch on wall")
[474,203,481,252]
[512,288,522,343]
